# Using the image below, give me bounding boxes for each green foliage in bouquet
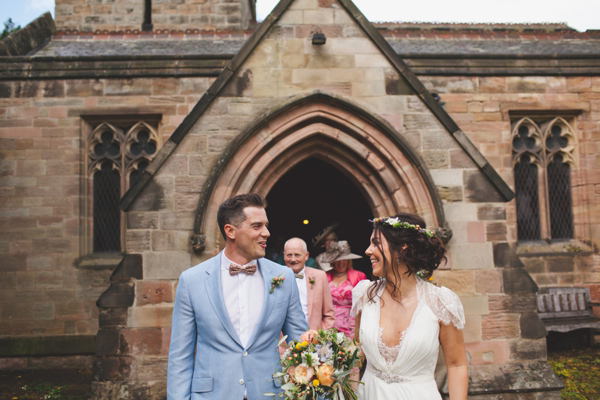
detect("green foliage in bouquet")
[266,328,363,400]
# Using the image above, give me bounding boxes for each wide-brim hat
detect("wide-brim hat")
[315,240,361,271]
[312,223,339,248]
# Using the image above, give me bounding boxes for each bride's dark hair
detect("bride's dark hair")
[367,212,447,303]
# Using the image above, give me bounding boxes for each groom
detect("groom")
[167,193,308,399]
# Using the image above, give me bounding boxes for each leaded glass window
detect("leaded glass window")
[511,116,576,242]
[86,120,159,253]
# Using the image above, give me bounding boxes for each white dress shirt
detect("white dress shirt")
[220,252,265,348]
[294,267,309,325]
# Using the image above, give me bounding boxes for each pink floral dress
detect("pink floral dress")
[329,279,355,337]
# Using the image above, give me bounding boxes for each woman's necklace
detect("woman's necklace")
[333,271,347,278]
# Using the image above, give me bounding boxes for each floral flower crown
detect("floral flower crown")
[371,216,435,237]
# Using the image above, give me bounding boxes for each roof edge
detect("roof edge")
[0,12,56,57]
[337,0,514,201]
[119,0,296,211]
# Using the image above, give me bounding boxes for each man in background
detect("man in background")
[283,237,335,330]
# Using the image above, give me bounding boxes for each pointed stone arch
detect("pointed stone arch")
[191,92,450,254]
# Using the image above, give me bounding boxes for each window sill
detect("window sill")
[76,253,125,270]
[516,240,593,257]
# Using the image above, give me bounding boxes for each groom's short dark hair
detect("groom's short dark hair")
[217,193,267,240]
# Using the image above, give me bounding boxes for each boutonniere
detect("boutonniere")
[270,273,285,294]
[309,276,315,289]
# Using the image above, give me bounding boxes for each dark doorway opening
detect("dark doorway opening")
[265,158,373,277]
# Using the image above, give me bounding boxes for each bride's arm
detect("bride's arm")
[439,323,468,400]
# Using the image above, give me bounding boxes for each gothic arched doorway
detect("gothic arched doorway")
[265,157,373,276]
[190,92,448,259]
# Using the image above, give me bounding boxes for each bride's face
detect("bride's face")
[365,230,392,278]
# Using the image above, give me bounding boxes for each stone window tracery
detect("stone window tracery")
[511,116,576,241]
[84,118,160,254]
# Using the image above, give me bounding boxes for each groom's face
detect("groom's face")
[231,206,270,262]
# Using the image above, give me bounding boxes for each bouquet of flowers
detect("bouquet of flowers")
[267,329,363,399]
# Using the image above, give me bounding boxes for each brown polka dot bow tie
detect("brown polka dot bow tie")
[229,263,257,276]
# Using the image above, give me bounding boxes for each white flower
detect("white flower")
[386,217,400,225]
[294,364,315,385]
[336,332,346,344]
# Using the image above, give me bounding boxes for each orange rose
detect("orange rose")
[316,364,335,386]
[300,330,319,344]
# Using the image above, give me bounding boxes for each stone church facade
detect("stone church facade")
[1,0,599,398]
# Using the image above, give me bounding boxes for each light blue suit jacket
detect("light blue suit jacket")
[167,253,308,400]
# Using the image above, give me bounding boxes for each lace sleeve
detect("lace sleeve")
[350,280,372,317]
[421,282,465,330]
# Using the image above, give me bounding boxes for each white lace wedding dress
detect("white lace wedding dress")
[351,279,465,399]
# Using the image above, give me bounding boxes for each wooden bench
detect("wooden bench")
[537,287,600,344]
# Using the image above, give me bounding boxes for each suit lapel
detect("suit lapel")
[204,253,242,347]
[305,268,314,323]
[246,259,276,349]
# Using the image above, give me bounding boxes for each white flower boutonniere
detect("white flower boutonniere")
[270,273,285,294]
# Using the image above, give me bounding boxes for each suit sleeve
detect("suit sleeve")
[282,268,309,341]
[320,273,336,330]
[167,274,196,400]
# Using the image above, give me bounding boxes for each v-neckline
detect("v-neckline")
[376,281,423,367]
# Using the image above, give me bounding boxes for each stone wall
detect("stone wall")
[54,0,255,33]
[0,76,210,365]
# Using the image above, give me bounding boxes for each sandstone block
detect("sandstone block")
[479,77,506,93]
[128,306,173,328]
[105,79,153,96]
[355,54,390,68]
[136,281,174,307]
[143,251,192,280]
[546,257,575,273]
[278,10,303,24]
[450,243,494,269]
[506,77,547,93]
[461,294,490,316]
[467,221,485,243]
[127,212,159,230]
[509,339,546,361]
[465,340,510,365]
[160,212,194,231]
[289,0,318,10]
[486,222,507,242]
[303,9,334,24]
[444,203,479,222]
[127,230,152,252]
[35,271,63,288]
[435,270,474,294]
[351,81,385,97]
[567,77,592,92]
[474,270,503,294]
[463,315,482,342]
[33,302,55,320]
[482,313,520,340]
[120,328,166,356]
[291,69,331,84]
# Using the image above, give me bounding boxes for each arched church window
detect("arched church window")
[511,116,576,242]
[85,118,160,254]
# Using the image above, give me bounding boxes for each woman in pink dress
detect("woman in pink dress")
[317,240,367,337]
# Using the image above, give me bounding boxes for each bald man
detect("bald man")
[284,238,335,330]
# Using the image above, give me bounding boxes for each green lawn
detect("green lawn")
[548,347,600,399]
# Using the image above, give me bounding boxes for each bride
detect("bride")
[352,213,468,399]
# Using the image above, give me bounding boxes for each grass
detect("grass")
[548,347,600,400]
[1,369,91,400]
